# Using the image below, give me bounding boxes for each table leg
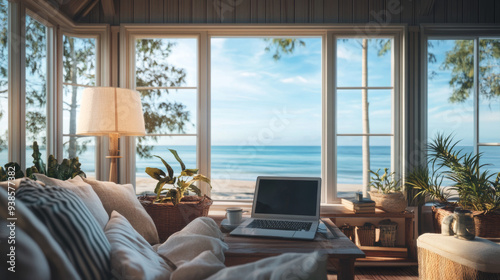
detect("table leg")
[331,258,355,280]
[405,217,416,259]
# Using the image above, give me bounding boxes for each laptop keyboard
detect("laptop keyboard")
[247,219,312,231]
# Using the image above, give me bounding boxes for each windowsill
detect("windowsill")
[210,200,345,212]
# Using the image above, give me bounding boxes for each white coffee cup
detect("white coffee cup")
[226,207,243,225]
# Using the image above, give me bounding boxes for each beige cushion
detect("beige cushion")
[0,177,44,191]
[83,178,159,244]
[34,174,109,229]
[417,233,500,273]
[104,211,171,280]
[0,187,80,279]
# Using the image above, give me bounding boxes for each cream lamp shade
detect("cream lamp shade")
[77,87,146,136]
[77,87,146,182]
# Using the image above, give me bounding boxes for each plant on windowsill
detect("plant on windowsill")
[140,149,213,241]
[0,141,85,182]
[405,133,500,237]
[368,168,407,213]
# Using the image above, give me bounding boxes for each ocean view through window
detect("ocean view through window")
[427,38,500,178]
[210,37,322,200]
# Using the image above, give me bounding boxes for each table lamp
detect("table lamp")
[77,87,146,182]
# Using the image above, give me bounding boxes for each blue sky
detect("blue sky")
[138,37,500,147]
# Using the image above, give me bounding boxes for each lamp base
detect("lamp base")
[108,133,122,183]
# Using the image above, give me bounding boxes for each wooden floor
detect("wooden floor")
[327,266,418,280]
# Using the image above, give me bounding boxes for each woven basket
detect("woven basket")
[368,191,407,213]
[379,224,398,247]
[432,206,500,238]
[339,224,355,241]
[139,195,213,242]
[472,211,500,238]
[355,226,376,246]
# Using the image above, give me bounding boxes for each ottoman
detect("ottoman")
[417,233,500,280]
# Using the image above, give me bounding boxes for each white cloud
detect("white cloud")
[280,76,308,84]
[240,72,258,77]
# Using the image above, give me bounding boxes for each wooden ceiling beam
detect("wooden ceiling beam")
[101,0,115,20]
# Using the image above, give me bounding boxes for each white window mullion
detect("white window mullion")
[8,2,26,167]
[199,31,210,196]
[473,38,480,155]
[324,32,336,204]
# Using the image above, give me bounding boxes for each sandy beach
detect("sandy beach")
[136,177,362,200]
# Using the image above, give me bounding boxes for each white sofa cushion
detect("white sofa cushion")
[206,251,328,280]
[83,178,159,244]
[104,211,172,280]
[34,174,109,229]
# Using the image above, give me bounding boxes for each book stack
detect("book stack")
[342,198,376,214]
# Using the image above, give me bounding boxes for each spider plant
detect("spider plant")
[369,168,401,194]
[145,149,211,205]
[407,133,500,213]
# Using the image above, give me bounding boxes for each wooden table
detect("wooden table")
[221,218,365,280]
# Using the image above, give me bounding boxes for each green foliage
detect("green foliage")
[135,39,192,158]
[25,141,86,180]
[0,162,24,181]
[264,38,306,60]
[407,134,500,213]
[369,168,401,194]
[441,39,500,103]
[405,165,449,205]
[146,149,211,205]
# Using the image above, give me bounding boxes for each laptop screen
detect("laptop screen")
[254,178,319,216]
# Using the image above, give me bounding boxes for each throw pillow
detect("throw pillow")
[0,182,80,280]
[16,180,111,280]
[34,174,109,229]
[104,211,172,280]
[83,178,159,244]
[0,177,45,191]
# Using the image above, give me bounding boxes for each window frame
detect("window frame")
[421,25,500,161]
[332,33,403,202]
[120,24,406,206]
[5,0,109,179]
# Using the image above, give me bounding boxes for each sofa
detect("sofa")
[0,176,327,280]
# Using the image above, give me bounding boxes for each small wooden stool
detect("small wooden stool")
[417,233,500,280]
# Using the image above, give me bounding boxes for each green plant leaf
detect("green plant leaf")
[146,167,166,180]
[169,149,186,171]
[153,155,174,178]
[180,168,199,177]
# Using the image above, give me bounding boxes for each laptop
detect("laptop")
[230,176,321,240]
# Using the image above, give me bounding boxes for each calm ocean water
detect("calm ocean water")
[11,145,500,184]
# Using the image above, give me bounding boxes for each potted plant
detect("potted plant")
[406,134,500,237]
[368,168,407,212]
[140,149,213,241]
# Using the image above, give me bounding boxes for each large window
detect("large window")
[0,0,8,164]
[427,38,500,175]
[210,37,322,200]
[62,35,97,178]
[25,14,48,164]
[134,37,198,194]
[123,26,404,203]
[336,38,395,198]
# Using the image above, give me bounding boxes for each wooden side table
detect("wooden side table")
[321,205,416,259]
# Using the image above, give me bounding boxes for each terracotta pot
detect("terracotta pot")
[368,191,407,213]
